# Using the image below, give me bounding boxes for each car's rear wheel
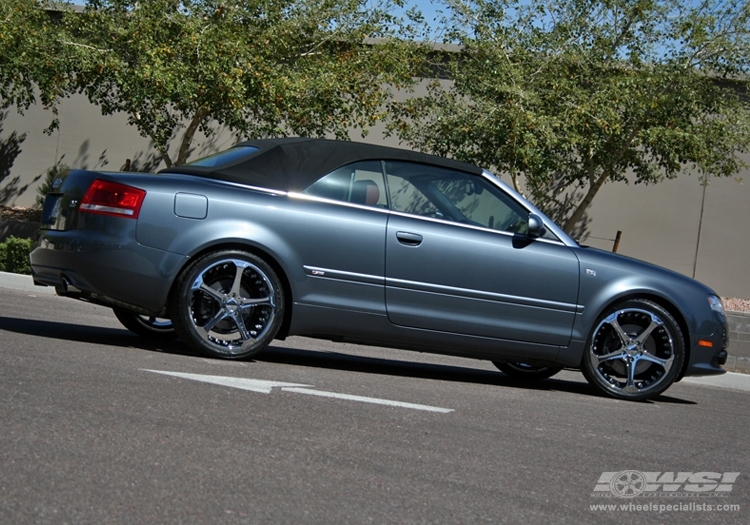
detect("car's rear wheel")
[170,250,284,359]
[493,361,562,380]
[113,307,177,340]
[581,299,685,401]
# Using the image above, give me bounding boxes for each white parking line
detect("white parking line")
[282,387,454,413]
[143,369,310,393]
[143,369,454,413]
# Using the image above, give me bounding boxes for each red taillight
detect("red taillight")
[79,179,146,219]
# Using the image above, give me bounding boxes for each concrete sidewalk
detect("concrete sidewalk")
[2,270,749,394]
[1,270,55,294]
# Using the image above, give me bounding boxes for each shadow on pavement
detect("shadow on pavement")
[0,315,195,356]
[260,345,696,405]
[0,315,696,405]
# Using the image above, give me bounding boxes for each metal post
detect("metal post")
[612,231,622,253]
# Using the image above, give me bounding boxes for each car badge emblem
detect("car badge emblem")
[586,268,597,276]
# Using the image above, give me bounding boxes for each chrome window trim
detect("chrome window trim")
[288,191,391,214]
[287,167,577,248]
[291,189,569,247]
[386,210,568,247]
[480,170,578,247]
[217,180,289,197]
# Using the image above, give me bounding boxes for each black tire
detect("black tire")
[113,307,177,340]
[170,250,284,359]
[493,361,562,380]
[581,299,685,401]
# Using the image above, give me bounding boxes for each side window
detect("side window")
[303,161,387,208]
[385,162,440,217]
[432,178,528,233]
[385,161,530,234]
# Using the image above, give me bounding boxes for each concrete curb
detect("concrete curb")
[0,271,55,294]
[681,373,750,393]
[724,311,750,373]
[1,270,748,394]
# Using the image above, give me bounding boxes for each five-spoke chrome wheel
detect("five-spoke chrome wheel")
[582,299,685,401]
[171,250,284,359]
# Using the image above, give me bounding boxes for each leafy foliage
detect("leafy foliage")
[35,161,69,208]
[0,1,75,131]
[64,0,427,167]
[0,236,34,274]
[388,0,750,234]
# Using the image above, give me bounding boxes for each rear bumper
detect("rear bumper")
[31,228,187,315]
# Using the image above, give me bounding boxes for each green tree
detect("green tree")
[65,0,426,168]
[35,160,69,207]
[389,0,750,235]
[0,0,74,130]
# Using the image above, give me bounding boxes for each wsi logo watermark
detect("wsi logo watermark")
[592,471,740,498]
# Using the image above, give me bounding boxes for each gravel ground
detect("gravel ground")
[723,297,750,314]
[0,205,41,222]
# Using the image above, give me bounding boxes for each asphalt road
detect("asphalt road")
[1,285,748,524]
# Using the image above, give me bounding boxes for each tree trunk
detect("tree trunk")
[562,128,641,234]
[176,107,210,166]
[157,146,174,169]
[511,172,521,193]
[562,169,610,234]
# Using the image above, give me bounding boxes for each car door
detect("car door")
[289,160,389,315]
[384,161,580,346]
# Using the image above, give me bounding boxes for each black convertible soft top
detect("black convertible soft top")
[159,137,483,192]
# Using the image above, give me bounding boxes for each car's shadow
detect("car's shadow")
[0,315,199,355]
[257,345,696,405]
[0,315,695,405]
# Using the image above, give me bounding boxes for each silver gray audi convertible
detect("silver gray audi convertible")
[30,138,729,401]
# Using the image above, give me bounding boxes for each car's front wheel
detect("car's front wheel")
[493,362,562,380]
[113,307,177,340]
[170,250,285,359]
[581,299,685,401]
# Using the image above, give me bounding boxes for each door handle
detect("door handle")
[396,231,423,246]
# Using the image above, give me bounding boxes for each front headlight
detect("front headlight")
[707,295,725,315]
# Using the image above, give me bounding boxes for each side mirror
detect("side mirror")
[527,213,546,238]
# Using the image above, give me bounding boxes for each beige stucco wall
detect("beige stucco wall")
[580,164,750,299]
[0,93,241,188]
[1,93,748,298]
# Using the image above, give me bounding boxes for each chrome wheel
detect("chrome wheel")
[582,299,684,401]
[171,251,284,359]
[113,307,176,340]
[493,361,562,380]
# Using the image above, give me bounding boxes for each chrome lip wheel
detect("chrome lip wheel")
[188,258,277,355]
[588,307,675,397]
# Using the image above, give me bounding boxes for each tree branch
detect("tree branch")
[61,41,111,53]
[152,139,174,169]
[176,106,210,165]
[563,126,641,233]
